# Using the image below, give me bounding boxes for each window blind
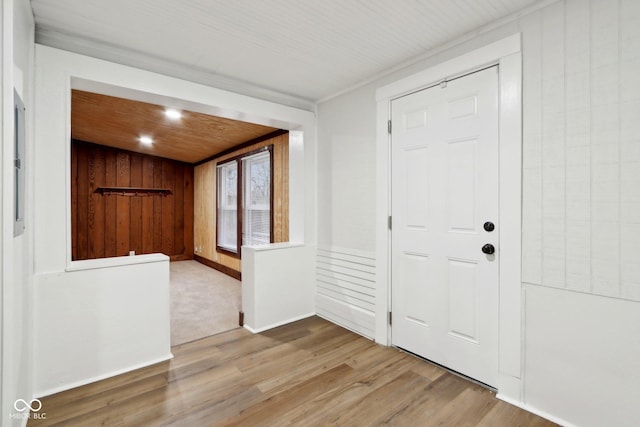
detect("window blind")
[242,151,271,246]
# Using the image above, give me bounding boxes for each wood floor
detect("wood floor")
[28,316,556,427]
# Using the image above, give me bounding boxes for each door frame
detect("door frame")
[375,34,522,400]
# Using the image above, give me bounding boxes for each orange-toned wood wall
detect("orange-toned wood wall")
[71,140,194,261]
[194,132,289,275]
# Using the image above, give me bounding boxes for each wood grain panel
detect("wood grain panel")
[129,154,143,254]
[76,146,88,260]
[89,148,105,258]
[116,151,130,256]
[104,150,117,257]
[71,90,279,164]
[161,160,175,256]
[193,132,288,276]
[183,167,194,259]
[152,157,163,253]
[173,163,184,255]
[141,156,154,254]
[194,161,215,260]
[71,140,194,261]
[71,144,78,259]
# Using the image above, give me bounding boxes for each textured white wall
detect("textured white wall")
[520,3,640,424]
[521,0,640,302]
[317,1,640,425]
[317,85,377,251]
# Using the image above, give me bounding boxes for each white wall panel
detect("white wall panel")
[316,247,376,339]
[619,0,640,301]
[524,284,640,427]
[521,10,543,286]
[516,0,640,302]
[564,0,592,293]
[540,2,566,289]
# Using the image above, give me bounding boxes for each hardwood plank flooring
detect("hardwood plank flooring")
[28,316,557,427]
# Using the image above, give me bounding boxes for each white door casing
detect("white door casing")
[376,34,522,400]
[391,66,499,387]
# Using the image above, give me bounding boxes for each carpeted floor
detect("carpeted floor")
[170,260,241,346]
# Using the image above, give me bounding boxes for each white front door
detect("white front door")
[391,66,499,387]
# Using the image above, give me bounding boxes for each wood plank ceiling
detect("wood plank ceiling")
[32,0,543,105]
[71,90,279,164]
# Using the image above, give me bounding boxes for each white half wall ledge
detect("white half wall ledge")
[242,244,315,333]
[65,252,169,272]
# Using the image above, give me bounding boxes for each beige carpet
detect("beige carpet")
[170,260,241,346]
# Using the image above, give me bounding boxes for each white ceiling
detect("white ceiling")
[31,0,542,107]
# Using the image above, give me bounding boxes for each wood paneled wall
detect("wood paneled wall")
[71,140,194,261]
[194,132,289,275]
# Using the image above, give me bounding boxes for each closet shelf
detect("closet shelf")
[94,186,173,197]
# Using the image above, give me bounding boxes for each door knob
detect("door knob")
[482,244,495,255]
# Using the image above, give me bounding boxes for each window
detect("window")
[217,146,273,255]
[14,89,26,237]
[217,161,238,253]
[243,151,271,246]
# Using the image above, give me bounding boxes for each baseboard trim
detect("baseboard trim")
[34,353,174,399]
[496,394,575,427]
[194,254,241,280]
[243,312,316,334]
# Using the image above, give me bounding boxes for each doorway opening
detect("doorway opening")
[376,33,523,396]
[170,260,241,346]
[69,85,290,346]
[390,65,500,387]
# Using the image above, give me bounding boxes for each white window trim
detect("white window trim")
[217,160,240,254]
[375,33,523,401]
[216,147,273,255]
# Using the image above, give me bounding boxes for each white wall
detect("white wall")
[242,244,315,333]
[32,44,316,395]
[317,0,640,425]
[1,0,34,425]
[34,255,171,396]
[317,86,376,251]
[523,284,640,427]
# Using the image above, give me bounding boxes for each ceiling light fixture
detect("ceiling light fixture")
[139,135,154,145]
[164,108,182,120]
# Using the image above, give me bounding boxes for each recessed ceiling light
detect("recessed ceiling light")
[164,108,182,120]
[139,135,153,145]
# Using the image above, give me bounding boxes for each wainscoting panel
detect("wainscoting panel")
[316,246,376,339]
